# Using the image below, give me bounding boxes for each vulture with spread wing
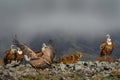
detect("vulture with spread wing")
[100,34,114,57]
[13,39,56,70]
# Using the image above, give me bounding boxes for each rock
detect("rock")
[75,64,83,71]
[0,59,120,79]
[5,61,20,68]
[9,67,16,72]
[26,64,32,68]
[102,71,110,77]
[3,71,9,76]
[66,64,74,68]
[0,65,4,69]
[60,63,66,71]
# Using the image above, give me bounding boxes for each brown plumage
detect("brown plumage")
[61,51,83,64]
[3,45,24,65]
[36,52,43,57]
[100,34,114,57]
[13,39,56,70]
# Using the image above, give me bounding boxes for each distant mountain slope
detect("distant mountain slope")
[0,32,120,60]
[29,32,120,59]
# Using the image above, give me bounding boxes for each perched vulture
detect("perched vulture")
[61,51,83,64]
[100,34,114,57]
[3,45,24,65]
[13,39,56,70]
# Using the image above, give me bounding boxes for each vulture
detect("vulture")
[100,34,114,57]
[3,45,24,65]
[13,39,56,71]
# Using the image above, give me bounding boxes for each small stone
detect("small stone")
[60,63,66,71]
[0,66,4,69]
[9,67,16,72]
[3,71,9,76]
[26,64,32,68]
[75,64,83,71]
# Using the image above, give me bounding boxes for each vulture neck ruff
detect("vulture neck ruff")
[18,50,23,55]
[106,38,112,45]
[17,48,23,54]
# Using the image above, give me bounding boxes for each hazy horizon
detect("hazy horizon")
[0,0,120,58]
[0,0,120,40]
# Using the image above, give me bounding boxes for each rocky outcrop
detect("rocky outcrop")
[0,59,120,80]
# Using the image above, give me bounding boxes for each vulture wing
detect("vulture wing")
[13,39,37,58]
[29,58,50,69]
[100,42,106,50]
[100,41,114,56]
[47,40,57,62]
[3,50,15,65]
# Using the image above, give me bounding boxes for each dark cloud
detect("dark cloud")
[0,0,120,40]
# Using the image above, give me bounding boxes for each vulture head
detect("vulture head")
[41,43,47,52]
[106,34,112,45]
[10,45,17,54]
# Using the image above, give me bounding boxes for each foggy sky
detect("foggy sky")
[0,0,120,41]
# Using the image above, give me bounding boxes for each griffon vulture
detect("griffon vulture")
[13,39,56,70]
[100,34,114,57]
[3,45,24,65]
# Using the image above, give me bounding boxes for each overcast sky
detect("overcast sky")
[0,0,120,41]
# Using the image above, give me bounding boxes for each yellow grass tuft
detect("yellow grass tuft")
[92,74,105,79]
[0,59,3,66]
[110,70,120,75]
[96,56,117,63]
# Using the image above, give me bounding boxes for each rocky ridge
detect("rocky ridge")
[0,59,120,80]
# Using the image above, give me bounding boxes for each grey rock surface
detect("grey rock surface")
[0,59,120,80]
